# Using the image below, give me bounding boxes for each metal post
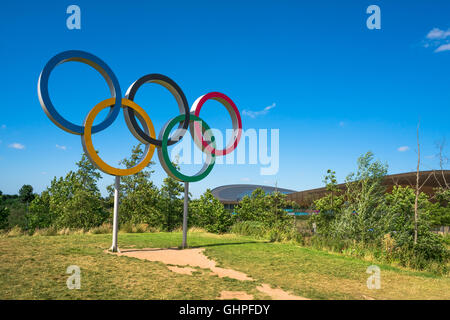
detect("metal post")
[110,175,120,252]
[182,181,189,249]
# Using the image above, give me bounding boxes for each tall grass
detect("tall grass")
[307,234,449,275]
[231,221,303,243]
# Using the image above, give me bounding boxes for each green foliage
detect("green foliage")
[311,194,344,235]
[27,191,52,230]
[189,189,234,233]
[309,152,448,271]
[383,186,432,236]
[18,185,35,204]
[430,187,450,226]
[54,189,108,229]
[312,152,388,242]
[231,188,300,243]
[234,188,294,227]
[108,144,162,227]
[382,186,448,269]
[0,191,9,229]
[107,144,156,199]
[231,220,302,243]
[336,152,388,242]
[159,174,184,232]
[311,169,345,236]
[27,152,108,230]
[428,205,450,226]
[230,221,268,238]
[120,183,162,226]
[435,187,450,207]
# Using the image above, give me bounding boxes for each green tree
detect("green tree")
[235,188,269,223]
[120,184,162,227]
[266,191,293,226]
[27,191,52,230]
[234,188,294,227]
[159,173,184,231]
[75,153,102,193]
[19,185,35,204]
[57,189,107,229]
[190,189,233,233]
[108,144,161,227]
[27,152,108,230]
[324,169,339,210]
[330,152,388,242]
[107,144,156,198]
[0,190,9,229]
[384,186,431,236]
[384,186,447,265]
[311,169,344,235]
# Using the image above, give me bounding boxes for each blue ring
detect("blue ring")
[38,50,122,135]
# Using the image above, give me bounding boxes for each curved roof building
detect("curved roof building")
[211,184,297,205]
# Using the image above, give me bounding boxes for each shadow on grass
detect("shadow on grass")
[119,240,269,253]
[189,240,269,249]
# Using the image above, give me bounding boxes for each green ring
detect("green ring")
[158,114,216,182]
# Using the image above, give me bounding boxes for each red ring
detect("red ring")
[191,92,242,156]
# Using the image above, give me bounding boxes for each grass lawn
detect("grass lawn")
[0,231,449,300]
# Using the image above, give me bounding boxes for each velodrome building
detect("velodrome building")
[211,170,450,210]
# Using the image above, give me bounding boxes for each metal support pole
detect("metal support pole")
[110,175,120,252]
[182,181,189,249]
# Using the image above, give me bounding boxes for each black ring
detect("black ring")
[124,74,190,147]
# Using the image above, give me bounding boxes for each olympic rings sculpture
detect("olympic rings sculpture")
[38,50,242,182]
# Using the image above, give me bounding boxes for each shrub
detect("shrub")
[231,221,268,238]
[120,222,134,233]
[0,206,9,230]
[234,189,295,227]
[118,184,162,227]
[27,191,53,230]
[33,227,57,236]
[190,190,234,234]
[119,222,154,233]
[231,220,303,244]
[7,226,24,237]
[54,189,108,230]
[393,230,448,271]
[267,221,303,243]
[89,223,112,234]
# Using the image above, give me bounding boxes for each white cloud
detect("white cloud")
[397,146,410,152]
[241,177,251,182]
[423,28,450,53]
[426,28,450,40]
[9,143,25,150]
[243,103,276,118]
[435,44,450,53]
[56,144,67,151]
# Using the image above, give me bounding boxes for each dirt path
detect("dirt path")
[256,284,309,300]
[109,247,309,300]
[113,247,252,281]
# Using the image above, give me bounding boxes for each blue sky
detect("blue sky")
[1,0,450,197]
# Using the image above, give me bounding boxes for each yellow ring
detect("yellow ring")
[81,98,156,176]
